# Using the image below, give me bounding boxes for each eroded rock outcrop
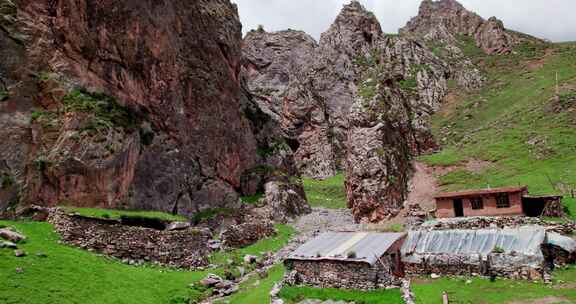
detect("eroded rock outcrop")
[242,1,385,178]
[346,33,449,222]
[0,0,307,218]
[401,0,517,55]
[242,1,451,222]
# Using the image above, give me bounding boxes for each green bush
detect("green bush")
[0,89,9,102]
[30,111,45,122]
[62,89,140,131]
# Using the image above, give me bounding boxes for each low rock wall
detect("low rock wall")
[220,219,276,248]
[48,209,212,269]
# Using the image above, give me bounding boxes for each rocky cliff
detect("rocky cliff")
[401,0,518,55]
[0,0,307,218]
[242,1,451,222]
[242,2,387,179]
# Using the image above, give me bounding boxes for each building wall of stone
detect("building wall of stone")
[48,209,212,269]
[404,255,544,281]
[286,258,398,290]
[437,192,524,218]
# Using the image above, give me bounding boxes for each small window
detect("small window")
[496,194,511,208]
[471,197,484,210]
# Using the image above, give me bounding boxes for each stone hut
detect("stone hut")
[435,186,563,218]
[401,226,553,280]
[284,232,405,290]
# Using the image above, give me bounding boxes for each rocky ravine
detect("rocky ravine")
[243,1,452,222]
[0,0,308,218]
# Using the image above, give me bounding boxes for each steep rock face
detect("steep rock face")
[0,0,267,217]
[475,17,517,55]
[346,35,449,222]
[400,0,517,55]
[242,2,386,178]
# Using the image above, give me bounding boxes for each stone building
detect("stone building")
[284,232,406,290]
[435,186,563,218]
[401,226,576,280]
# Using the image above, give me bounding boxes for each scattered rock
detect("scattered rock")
[200,274,224,287]
[207,240,222,250]
[243,254,258,264]
[431,273,441,279]
[0,228,26,243]
[36,252,48,258]
[14,249,26,257]
[0,241,17,249]
[257,268,269,279]
[264,180,311,223]
[15,267,23,274]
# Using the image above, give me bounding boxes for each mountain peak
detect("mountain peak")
[320,1,382,51]
[401,0,518,54]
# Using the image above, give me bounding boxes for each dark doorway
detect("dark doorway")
[522,197,547,217]
[453,199,464,217]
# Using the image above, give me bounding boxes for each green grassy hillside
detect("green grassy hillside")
[422,41,576,218]
[0,220,293,304]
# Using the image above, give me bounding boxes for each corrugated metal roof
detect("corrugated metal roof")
[547,232,576,253]
[286,232,405,265]
[434,186,528,199]
[401,226,546,266]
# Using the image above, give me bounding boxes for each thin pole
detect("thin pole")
[556,72,559,95]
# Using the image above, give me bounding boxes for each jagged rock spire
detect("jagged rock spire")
[401,0,518,54]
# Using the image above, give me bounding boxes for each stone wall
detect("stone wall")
[285,258,399,290]
[48,209,212,269]
[220,219,276,248]
[404,254,544,281]
[417,216,575,235]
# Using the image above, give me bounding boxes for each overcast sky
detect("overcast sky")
[232,0,576,43]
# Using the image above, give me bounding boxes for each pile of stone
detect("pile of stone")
[200,273,238,297]
[404,204,429,228]
[416,216,575,235]
[220,219,276,248]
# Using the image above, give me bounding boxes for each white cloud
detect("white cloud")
[232,0,576,42]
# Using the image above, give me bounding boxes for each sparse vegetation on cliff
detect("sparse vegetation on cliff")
[62,89,140,131]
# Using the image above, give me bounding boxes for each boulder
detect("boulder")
[243,254,258,264]
[0,241,17,249]
[264,180,311,223]
[14,249,26,257]
[0,228,26,243]
[200,274,224,287]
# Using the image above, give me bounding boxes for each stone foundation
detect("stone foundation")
[48,209,212,269]
[285,259,399,290]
